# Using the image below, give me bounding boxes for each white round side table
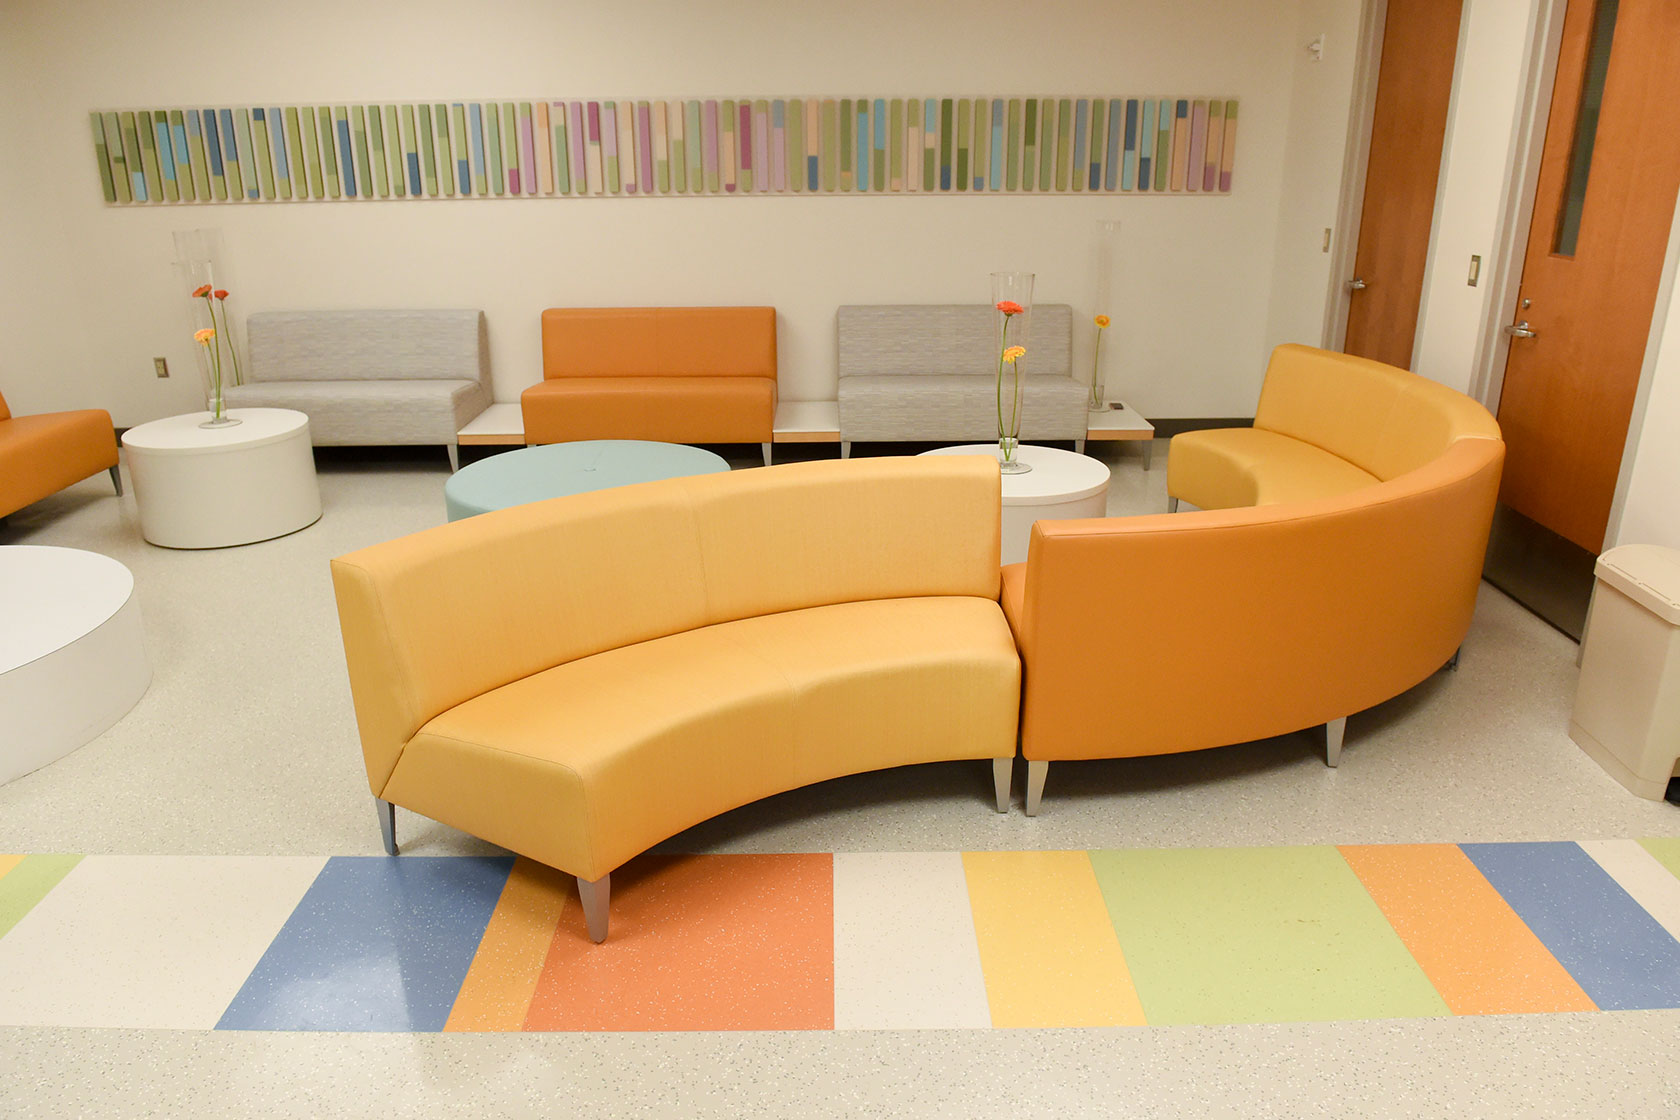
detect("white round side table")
[121,408,322,548]
[920,444,1111,564]
[0,546,151,784]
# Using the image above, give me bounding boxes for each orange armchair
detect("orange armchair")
[521,307,777,461]
[0,388,121,520]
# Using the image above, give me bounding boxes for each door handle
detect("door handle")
[1346,277,1367,291]
[1503,320,1538,339]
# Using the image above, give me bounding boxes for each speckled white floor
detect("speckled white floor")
[2,440,1677,1118]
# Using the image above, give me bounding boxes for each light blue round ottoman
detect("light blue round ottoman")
[444,440,731,521]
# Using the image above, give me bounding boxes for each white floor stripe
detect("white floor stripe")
[833,852,991,1030]
[1577,840,1680,943]
[0,855,327,1029]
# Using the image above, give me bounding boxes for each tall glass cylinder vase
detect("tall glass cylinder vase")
[1090,220,1120,410]
[991,270,1034,474]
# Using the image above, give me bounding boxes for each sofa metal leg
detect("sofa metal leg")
[578,873,610,943]
[1445,645,1461,672]
[108,465,124,496]
[1324,717,1347,768]
[376,799,398,855]
[1025,760,1048,816]
[761,442,772,467]
[1167,496,1179,513]
[992,757,1012,813]
[446,443,460,472]
[841,440,852,459]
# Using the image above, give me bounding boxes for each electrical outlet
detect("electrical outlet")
[1322,228,1332,253]
[153,357,169,378]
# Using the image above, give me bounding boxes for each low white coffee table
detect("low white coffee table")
[919,444,1111,563]
[121,408,322,548]
[1,546,151,784]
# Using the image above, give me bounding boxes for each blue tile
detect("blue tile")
[217,856,513,1031]
[1461,842,1680,1011]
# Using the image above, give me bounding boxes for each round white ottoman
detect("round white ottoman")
[0,546,150,784]
[920,444,1112,564]
[122,408,322,548]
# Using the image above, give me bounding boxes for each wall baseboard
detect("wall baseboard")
[1147,417,1254,438]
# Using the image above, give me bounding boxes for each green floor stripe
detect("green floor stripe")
[0,854,83,940]
[1638,838,1680,881]
[1089,846,1449,1025]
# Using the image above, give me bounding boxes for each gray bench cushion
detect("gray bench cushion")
[222,379,486,446]
[836,304,1086,441]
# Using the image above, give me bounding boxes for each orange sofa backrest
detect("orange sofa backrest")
[0,389,11,421]
[541,307,776,380]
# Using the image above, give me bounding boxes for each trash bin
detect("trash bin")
[1570,544,1680,799]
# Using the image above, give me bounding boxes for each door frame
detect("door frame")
[1321,0,1389,352]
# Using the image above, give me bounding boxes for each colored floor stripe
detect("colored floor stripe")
[1090,847,1449,1024]
[0,854,23,881]
[1580,839,1680,945]
[1462,842,1680,1011]
[964,850,1144,1027]
[443,857,570,1032]
[523,854,833,1032]
[834,852,990,1029]
[1641,837,1680,881]
[218,856,512,1031]
[1340,844,1594,1015]
[0,853,81,939]
[0,856,326,1029]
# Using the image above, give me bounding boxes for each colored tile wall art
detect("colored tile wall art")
[88,97,1239,204]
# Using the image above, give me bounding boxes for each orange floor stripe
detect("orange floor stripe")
[443,857,570,1031]
[0,856,24,881]
[523,854,833,1032]
[1339,844,1596,1016]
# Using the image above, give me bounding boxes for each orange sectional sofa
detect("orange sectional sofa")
[521,307,777,462]
[1002,344,1505,813]
[332,456,1019,942]
[0,388,121,520]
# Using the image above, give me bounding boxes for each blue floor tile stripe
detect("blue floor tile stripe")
[1461,842,1680,1011]
[217,855,514,1031]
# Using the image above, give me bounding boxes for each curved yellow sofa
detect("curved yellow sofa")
[331,456,1020,941]
[1001,344,1504,813]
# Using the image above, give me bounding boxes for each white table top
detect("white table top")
[1085,402,1155,434]
[919,444,1112,504]
[0,546,136,674]
[121,408,310,454]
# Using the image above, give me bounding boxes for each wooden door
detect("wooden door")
[1496,0,1680,553]
[1342,0,1464,368]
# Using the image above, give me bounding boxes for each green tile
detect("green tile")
[1089,846,1449,1024]
[1639,838,1680,880]
[0,855,82,940]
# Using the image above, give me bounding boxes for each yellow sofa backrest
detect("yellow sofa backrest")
[1255,344,1502,481]
[331,455,1002,790]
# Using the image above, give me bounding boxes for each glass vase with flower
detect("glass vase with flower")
[190,284,243,428]
[991,271,1034,474]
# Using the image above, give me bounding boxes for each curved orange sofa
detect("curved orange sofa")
[1001,345,1504,814]
[521,307,777,459]
[332,456,1019,941]
[0,388,121,519]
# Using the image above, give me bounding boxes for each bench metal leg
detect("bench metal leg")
[1324,717,1347,768]
[578,873,610,943]
[446,442,460,472]
[761,442,772,467]
[992,757,1012,813]
[1167,496,1180,513]
[376,799,398,855]
[1445,645,1461,671]
[841,440,852,459]
[1025,760,1049,816]
[108,465,124,496]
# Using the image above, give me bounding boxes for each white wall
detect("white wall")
[0,0,1356,427]
[1610,203,1680,551]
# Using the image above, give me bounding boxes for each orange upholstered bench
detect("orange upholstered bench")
[0,389,121,520]
[521,307,777,463]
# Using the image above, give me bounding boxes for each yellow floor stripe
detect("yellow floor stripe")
[443,858,569,1031]
[963,850,1145,1028]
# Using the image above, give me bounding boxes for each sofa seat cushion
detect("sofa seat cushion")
[221,379,481,445]
[381,595,1021,881]
[839,374,1088,441]
[0,410,118,515]
[1167,427,1380,510]
[521,376,774,445]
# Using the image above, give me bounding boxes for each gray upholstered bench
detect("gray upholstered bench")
[836,304,1087,456]
[223,309,492,470]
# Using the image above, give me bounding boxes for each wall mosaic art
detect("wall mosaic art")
[89,97,1238,204]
